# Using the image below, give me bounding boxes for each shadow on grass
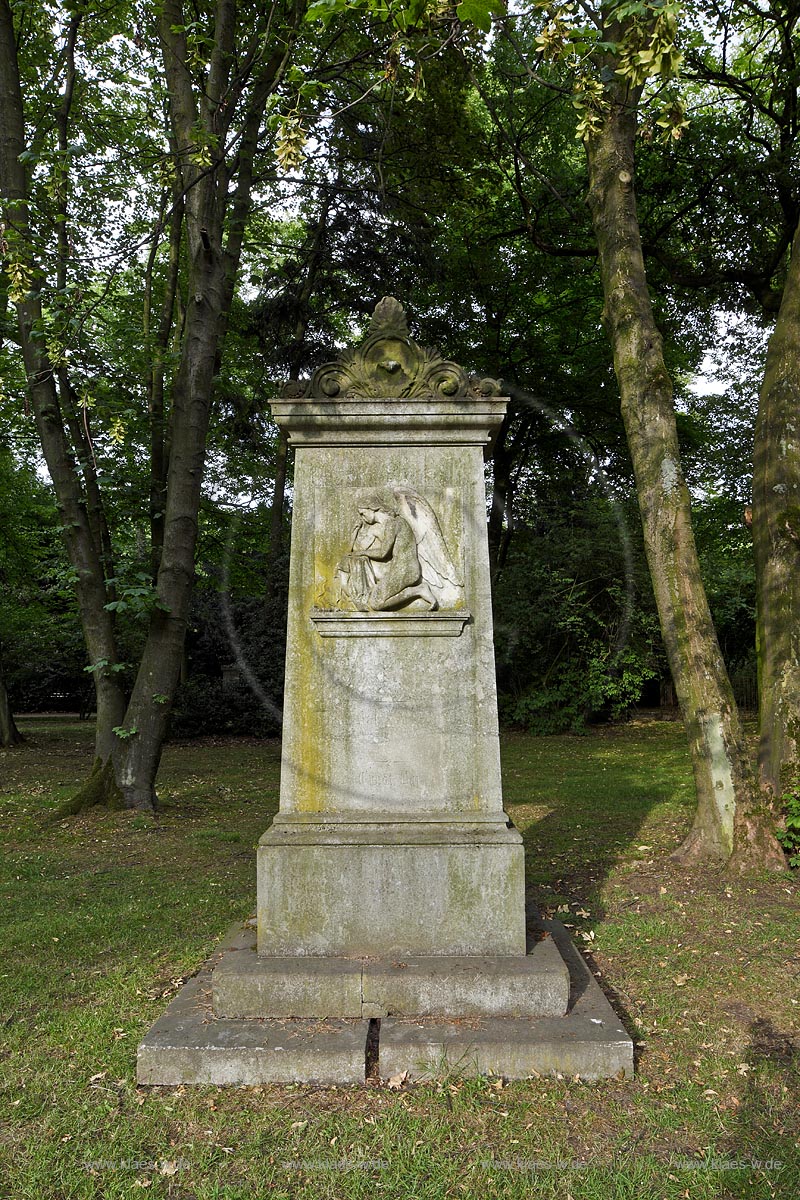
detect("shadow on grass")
[501,724,696,1059]
[720,1017,800,1198]
[502,725,694,922]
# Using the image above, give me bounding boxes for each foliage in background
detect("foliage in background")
[494,485,662,733]
[0,0,792,762]
[777,785,800,869]
[0,442,86,711]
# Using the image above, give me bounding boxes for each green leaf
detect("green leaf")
[305,0,345,24]
[112,725,138,740]
[456,0,496,34]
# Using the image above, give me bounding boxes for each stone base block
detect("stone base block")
[214,945,364,1018]
[137,921,633,1085]
[257,818,526,957]
[136,977,369,1086]
[136,928,368,1086]
[212,930,569,1019]
[378,922,634,1082]
[362,936,568,1018]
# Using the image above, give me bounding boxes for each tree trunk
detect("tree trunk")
[585,97,784,870]
[4,0,302,813]
[0,648,22,747]
[266,190,330,591]
[145,185,184,579]
[753,216,800,801]
[1,0,127,776]
[103,1,303,810]
[488,412,513,579]
[110,257,226,809]
[267,430,289,586]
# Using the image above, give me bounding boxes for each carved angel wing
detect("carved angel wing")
[393,488,463,608]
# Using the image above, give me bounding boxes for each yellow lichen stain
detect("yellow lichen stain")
[313,553,333,608]
[292,600,327,814]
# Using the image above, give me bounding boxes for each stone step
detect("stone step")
[136,921,634,1086]
[212,931,569,1020]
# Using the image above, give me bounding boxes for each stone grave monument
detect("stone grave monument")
[137,300,633,1085]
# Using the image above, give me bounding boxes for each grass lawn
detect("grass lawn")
[1,716,798,1199]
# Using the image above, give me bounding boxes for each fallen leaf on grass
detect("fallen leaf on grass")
[673,974,688,987]
[387,1071,408,1090]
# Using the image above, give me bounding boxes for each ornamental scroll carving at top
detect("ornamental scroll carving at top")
[281,297,503,400]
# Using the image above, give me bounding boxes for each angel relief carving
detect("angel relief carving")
[327,488,463,613]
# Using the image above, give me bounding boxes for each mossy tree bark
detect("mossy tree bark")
[752,217,800,801]
[585,88,784,870]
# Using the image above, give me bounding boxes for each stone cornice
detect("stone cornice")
[268,396,509,447]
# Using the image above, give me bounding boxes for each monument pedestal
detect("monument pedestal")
[257,814,526,958]
[137,300,632,1085]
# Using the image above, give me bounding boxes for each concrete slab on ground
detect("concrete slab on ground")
[137,925,370,1086]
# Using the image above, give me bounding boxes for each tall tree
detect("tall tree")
[0,0,309,808]
[0,1,128,775]
[679,1,800,801]
[493,1,784,867]
[752,218,800,801]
